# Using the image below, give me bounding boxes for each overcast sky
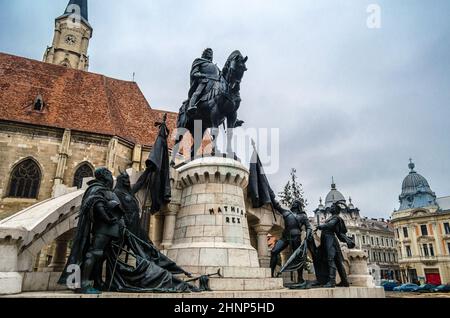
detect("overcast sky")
[1,0,449,218]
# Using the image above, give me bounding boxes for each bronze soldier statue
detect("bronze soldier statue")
[186,48,221,116]
[315,201,356,288]
[270,198,313,286]
[59,167,125,294]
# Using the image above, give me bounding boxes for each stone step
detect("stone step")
[182,266,272,278]
[209,278,284,291]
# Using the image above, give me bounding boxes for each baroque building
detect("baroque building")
[313,179,400,283]
[391,160,450,285]
[43,0,92,71]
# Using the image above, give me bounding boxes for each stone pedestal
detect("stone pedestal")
[254,225,272,268]
[167,157,283,291]
[0,228,27,295]
[347,249,375,288]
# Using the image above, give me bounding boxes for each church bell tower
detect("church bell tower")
[43,0,92,71]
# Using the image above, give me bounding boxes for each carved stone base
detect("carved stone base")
[167,157,283,290]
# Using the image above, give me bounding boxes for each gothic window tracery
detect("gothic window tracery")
[8,159,41,199]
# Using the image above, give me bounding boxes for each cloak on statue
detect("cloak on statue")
[104,228,199,293]
[58,179,115,286]
[114,171,191,277]
[59,176,199,293]
[313,212,356,285]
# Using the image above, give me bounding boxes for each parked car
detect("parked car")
[415,284,437,293]
[381,280,399,291]
[433,284,450,293]
[393,283,420,292]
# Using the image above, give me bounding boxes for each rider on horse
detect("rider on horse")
[186,48,221,116]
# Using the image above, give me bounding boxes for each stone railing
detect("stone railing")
[0,190,83,294]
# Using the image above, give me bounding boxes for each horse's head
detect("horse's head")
[223,50,248,88]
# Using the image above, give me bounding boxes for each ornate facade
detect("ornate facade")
[391,160,450,285]
[313,180,399,283]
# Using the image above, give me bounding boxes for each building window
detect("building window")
[447,242,450,254]
[421,225,428,236]
[8,159,41,199]
[444,223,450,235]
[33,95,45,111]
[371,237,374,245]
[405,245,412,257]
[423,244,429,256]
[376,237,379,246]
[362,236,366,244]
[429,244,435,257]
[373,252,377,261]
[396,229,399,239]
[73,163,94,189]
[403,227,409,238]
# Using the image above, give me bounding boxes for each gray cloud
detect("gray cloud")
[1,0,449,218]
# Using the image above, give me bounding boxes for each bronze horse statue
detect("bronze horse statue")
[171,50,248,165]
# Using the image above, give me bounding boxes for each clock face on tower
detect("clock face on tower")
[65,34,77,46]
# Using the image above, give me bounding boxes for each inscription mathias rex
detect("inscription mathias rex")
[208,206,247,224]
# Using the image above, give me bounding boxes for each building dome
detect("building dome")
[325,178,346,208]
[399,160,437,210]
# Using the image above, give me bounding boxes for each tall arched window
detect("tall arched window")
[73,163,94,189]
[8,159,41,199]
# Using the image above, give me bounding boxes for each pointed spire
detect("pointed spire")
[64,0,88,21]
[331,176,336,190]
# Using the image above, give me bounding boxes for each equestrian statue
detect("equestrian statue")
[171,48,248,165]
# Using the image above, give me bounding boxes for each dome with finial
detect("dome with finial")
[399,159,437,210]
[325,177,346,208]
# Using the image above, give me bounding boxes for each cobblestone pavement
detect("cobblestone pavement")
[386,292,450,298]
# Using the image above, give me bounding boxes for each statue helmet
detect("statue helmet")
[202,48,213,60]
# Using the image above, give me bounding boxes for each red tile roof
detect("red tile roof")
[0,52,178,147]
